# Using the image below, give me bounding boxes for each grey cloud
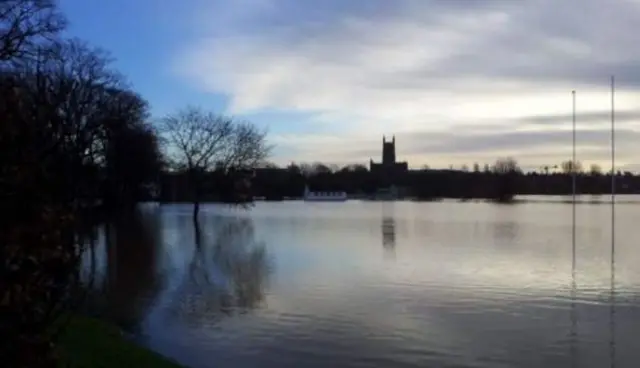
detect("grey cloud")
[320,128,636,165]
[298,0,640,89]
[239,0,508,29]
[227,0,406,39]
[199,0,640,93]
[401,129,640,155]
[519,110,640,126]
[421,0,640,88]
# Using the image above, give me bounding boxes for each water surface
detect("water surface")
[86,197,640,368]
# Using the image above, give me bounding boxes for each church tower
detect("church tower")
[370,134,407,177]
[382,135,396,165]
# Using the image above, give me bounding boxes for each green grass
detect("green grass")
[56,316,184,368]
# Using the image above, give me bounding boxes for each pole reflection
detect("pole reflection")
[610,242,616,368]
[570,244,577,368]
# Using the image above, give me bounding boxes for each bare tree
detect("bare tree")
[311,162,332,174]
[296,163,315,177]
[492,157,520,202]
[561,160,583,174]
[261,162,279,169]
[0,0,66,62]
[343,163,367,172]
[492,157,520,174]
[589,163,602,176]
[160,107,269,219]
[9,38,127,203]
[473,162,480,173]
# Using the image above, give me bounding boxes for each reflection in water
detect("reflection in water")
[381,205,396,260]
[610,238,616,368]
[82,207,271,335]
[491,221,519,245]
[164,214,271,327]
[81,206,166,332]
[82,202,640,368]
[570,240,577,368]
[105,208,166,332]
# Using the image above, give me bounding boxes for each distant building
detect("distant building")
[369,135,408,176]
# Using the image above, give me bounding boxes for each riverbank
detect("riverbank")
[57,316,183,368]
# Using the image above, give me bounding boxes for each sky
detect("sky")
[58,0,640,171]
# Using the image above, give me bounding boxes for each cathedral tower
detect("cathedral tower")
[382,135,396,165]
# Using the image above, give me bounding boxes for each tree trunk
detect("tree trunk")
[193,216,202,249]
[193,200,200,220]
[190,169,201,221]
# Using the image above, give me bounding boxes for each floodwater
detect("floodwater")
[84,196,640,368]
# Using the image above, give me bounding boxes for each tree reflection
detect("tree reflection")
[98,207,165,332]
[168,214,271,326]
[491,221,519,245]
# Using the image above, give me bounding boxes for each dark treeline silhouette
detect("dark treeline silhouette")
[0,1,267,366]
[244,158,638,202]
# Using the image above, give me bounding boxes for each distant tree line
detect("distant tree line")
[245,157,637,203]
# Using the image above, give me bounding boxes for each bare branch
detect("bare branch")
[160,107,268,173]
[0,0,66,63]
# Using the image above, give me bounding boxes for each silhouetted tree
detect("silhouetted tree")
[561,160,583,174]
[589,163,602,176]
[1,4,166,366]
[298,163,314,177]
[493,157,519,174]
[0,0,66,62]
[99,89,163,209]
[1,3,79,366]
[160,107,269,219]
[311,162,332,174]
[103,122,164,207]
[341,163,367,173]
[492,157,520,202]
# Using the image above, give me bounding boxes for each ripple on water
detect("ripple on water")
[87,202,640,368]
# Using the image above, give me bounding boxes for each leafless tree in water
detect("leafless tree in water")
[160,107,270,219]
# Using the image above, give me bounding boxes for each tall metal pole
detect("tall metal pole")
[572,90,577,273]
[609,75,616,368]
[570,90,578,368]
[611,75,615,267]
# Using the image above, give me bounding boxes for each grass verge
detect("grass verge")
[56,316,184,368]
